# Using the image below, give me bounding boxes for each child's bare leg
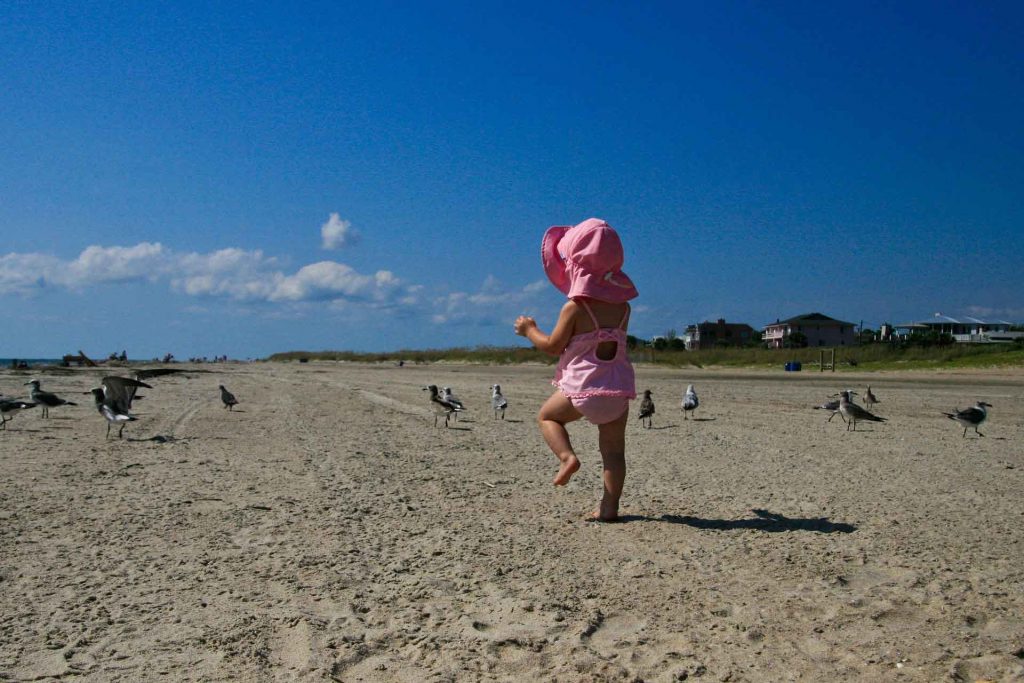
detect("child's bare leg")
[537,392,583,485]
[595,410,628,520]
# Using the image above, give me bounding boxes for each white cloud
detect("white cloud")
[321,213,358,250]
[0,243,166,293]
[63,242,166,285]
[270,262,399,302]
[0,241,414,312]
[964,305,1024,320]
[432,276,549,325]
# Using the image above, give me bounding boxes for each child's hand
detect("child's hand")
[513,315,537,337]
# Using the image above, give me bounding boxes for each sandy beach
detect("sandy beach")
[1,361,1022,682]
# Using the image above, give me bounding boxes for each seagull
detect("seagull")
[98,376,153,414]
[942,402,991,438]
[424,385,463,428]
[838,390,886,431]
[219,385,239,410]
[441,386,465,422]
[814,389,855,423]
[1,395,37,430]
[491,384,508,419]
[89,388,136,439]
[813,396,843,423]
[24,379,77,418]
[681,384,698,420]
[638,389,655,428]
[864,386,880,411]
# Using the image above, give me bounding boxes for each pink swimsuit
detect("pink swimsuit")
[552,300,636,424]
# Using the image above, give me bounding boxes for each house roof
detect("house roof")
[765,312,855,328]
[897,314,1014,328]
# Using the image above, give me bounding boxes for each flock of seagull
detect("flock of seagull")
[421,380,992,438]
[0,374,240,438]
[1,374,994,440]
[810,385,993,436]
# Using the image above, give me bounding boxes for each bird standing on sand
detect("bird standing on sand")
[490,384,508,420]
[813,396,843,423]
[838,390,886,431]
[441,387,464,422]
[943,402,991,438]
[681,384,698,419]
[87,376,153,439]
[1,395,37,430]
[90,387,136,439]
[638,389,655,428]
[864,386,880,411]
[24,379,77,418]
[424,385,463,428]
[219,385,239,410]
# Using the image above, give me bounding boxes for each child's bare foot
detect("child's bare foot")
[553,455,580,486]
[588,497,620,521]
[587,510,621,522]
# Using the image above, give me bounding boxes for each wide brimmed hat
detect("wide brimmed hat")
[541,218,638,303]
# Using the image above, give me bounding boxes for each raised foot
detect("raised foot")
[553,455,580,486]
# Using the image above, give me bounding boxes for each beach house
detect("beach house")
[894,314,1021,343]
[762,312,857,348]
[683,319,757,350]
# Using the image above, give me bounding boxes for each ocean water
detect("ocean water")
[0,358,62,368]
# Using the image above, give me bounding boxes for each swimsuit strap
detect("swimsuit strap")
[581,299,626,333]
[577,299,602,330]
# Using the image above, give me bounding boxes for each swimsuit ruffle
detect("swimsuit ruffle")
[552,380,635,399]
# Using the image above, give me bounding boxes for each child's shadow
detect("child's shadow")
[662,509,856,534]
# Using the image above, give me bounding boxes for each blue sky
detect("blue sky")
[2,1,1022,358]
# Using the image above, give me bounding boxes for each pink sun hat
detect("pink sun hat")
[541,218,638,303]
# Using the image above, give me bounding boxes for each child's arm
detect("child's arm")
[514,301,578,356]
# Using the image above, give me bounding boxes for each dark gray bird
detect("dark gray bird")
[681,384,698,419]
[85,376,153,439]
[441,386,464,422]
[864,386,880,411]
[490,384,508,419]
[638,389,655,428]
[98,376,152,415]
[943,402,991,438]
[814,389,855,423]
[1,395,37,430]
[89,387,136,439]
[219,385,238,410]
[813,396,843,423]
[838,390,886,431]
[24,379,77,418]
[424,385,463,428]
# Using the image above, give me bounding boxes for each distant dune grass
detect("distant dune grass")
[269,343,1024,371]
[632,343,1024,371]
[267,346,555,365]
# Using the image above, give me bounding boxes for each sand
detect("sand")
[1,361,1022,682]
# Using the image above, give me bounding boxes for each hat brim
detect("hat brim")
[541,225,572,295]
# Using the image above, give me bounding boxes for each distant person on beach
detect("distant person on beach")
[514,218,638,521]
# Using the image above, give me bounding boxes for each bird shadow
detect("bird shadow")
[660,509,856,534]
[691,417,716,422]
[443,426,472,432]
[645,424,678,430]
[500,418,524,423]
[225,409,246,413]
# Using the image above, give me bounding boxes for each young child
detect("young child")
[514,218,638,521]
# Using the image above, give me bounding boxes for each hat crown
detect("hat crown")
[562,220,624,274]
[541,218,637,303]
